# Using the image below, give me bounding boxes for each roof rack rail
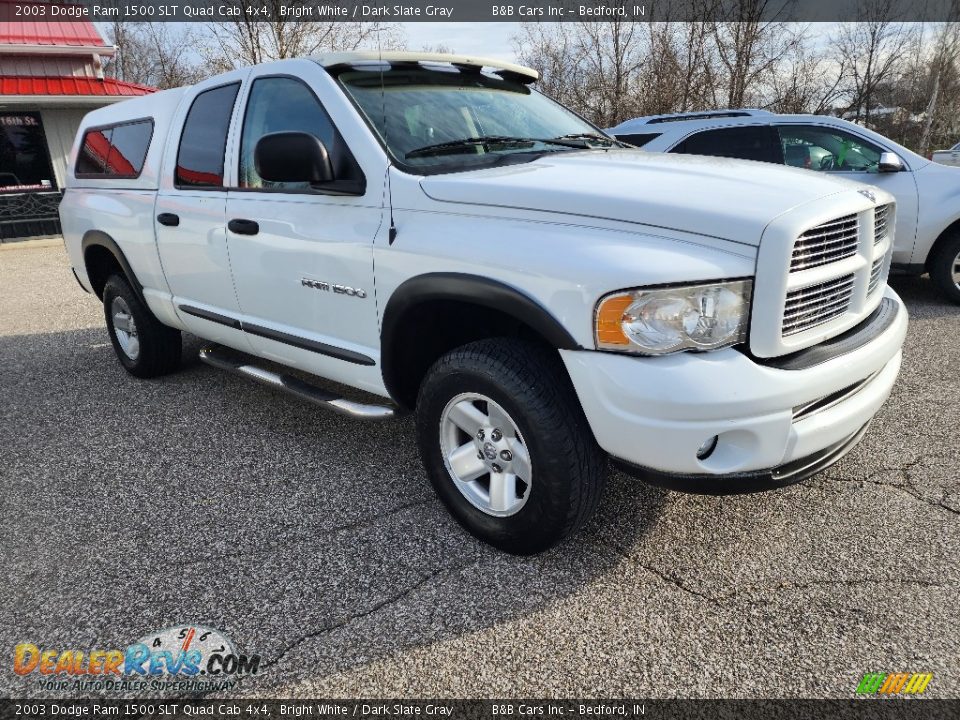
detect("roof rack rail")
[643,109,772,124]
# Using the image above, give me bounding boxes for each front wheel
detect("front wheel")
[416,338,606,554]
[929,232,960,304]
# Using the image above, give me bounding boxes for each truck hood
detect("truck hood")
[419,150,861,247]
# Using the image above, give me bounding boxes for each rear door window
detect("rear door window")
[670,126,782,164]
[176,83,240,188]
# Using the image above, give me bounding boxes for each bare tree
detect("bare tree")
[105,22,205,89]
[709,0,803,108]
[768,29,844,114]
[201,3,403,72]
[918,18,960,154]
[831,0,915,124]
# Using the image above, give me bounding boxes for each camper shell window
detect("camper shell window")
[75,119,154,179]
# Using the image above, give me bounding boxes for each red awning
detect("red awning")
[0,75,155,97]
[0,3,106,46]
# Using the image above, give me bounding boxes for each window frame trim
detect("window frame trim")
[74,116,155,181]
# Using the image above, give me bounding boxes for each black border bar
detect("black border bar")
[3,0,958,23]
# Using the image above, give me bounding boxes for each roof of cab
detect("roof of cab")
[312,51,539,83]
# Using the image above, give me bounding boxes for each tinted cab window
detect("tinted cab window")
[671,126,782,164]
[176,83,240,187]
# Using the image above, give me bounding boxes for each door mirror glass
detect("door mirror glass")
[878,151,904,173]
[254,132,334,186]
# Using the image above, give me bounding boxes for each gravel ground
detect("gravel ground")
[1,243,957,699]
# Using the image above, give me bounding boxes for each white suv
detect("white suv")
[60,54,906,554]
[610,110,960,303]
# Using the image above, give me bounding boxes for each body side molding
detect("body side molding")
[177,304,376,366]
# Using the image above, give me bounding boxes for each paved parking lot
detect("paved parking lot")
[1,242,957,698]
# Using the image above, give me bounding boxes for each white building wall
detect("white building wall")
[40,107,88,189]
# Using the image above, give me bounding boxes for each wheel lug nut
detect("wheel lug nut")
[500,450,513,461]
[492,463,503,473]
[491,429,502,441]
[476,429,484,441]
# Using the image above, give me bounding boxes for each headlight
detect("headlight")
[595,279,752,355]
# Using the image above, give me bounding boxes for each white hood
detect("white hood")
[419,150,863,247]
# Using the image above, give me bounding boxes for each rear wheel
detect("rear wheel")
[416,338,606,554]
[929,232,960,304]
[103,274,182,378]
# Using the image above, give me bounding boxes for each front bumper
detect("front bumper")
[561,288,907,491]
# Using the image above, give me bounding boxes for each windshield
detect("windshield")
[335,65,608,173]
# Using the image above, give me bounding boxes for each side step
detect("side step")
[199,345,396,420]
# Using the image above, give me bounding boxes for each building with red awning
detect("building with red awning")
[0,1,155,240]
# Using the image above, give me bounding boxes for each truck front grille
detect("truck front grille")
[782,274,855,336]
[752,201,895,357]
[874,204,891,245]
[790,214,859,271]
[868,257,885,295]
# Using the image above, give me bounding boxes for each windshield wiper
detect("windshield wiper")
[553,132,627,148]
[405,135,589,159]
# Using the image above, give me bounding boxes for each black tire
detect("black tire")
[102,274,182,378]
[929,232,960,304]
[416,338,606,554]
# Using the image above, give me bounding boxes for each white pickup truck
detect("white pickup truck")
[932,142,960,167]
[60,52,907,554]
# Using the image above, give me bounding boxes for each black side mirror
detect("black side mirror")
[254,131,334,185]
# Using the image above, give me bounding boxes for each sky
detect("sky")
[401,22,523,60]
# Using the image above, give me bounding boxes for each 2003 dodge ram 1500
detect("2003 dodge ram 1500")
[60,52,908,554]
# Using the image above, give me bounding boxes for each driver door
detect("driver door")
[775,125,919,264]
[224,66,384,394]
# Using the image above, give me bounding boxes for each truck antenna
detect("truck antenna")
[378,28,398,245]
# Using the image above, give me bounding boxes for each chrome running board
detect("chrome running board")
[199,345,396,420]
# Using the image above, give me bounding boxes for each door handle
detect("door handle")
[157,213,180,227]
[228,219,259,236]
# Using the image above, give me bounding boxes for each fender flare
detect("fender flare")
[380,273,582,403]
[80,230,146,305]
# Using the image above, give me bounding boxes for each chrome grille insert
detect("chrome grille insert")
[874,204,891,245]
[791,214,859,272]
[868,257,885,295]
[782,274,855,336]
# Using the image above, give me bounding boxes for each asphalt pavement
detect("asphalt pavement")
[1,242,957,698]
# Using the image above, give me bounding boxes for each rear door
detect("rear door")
[224,64,383,393]
[155,73,251,349]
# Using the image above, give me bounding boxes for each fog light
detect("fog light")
[696,435,718,460]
